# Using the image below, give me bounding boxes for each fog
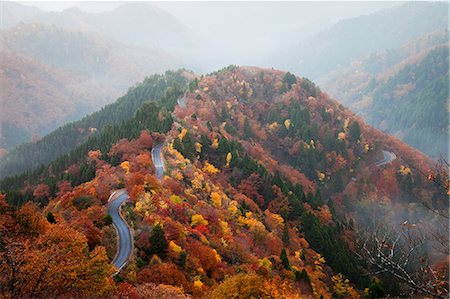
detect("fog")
[17,1,401,72]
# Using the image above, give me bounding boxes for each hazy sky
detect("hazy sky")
[17,1,401,69]
[19,1,401,38]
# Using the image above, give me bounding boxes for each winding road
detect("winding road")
[375,150,397,167]
[108,142,166,274]
[151,143,165,180]
[108,97,181,273]
[108,190,132,274]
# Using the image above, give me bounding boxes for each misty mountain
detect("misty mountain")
[0,22,180,151]
[0,47,117,152]
[320,31,449,158]
[7,2,197,50]
[0,1,43,29]
[270,2,449,81]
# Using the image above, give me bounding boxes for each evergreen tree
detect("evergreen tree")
[280,248,291,270]
[148,224,168,259]
[46,211,56,224]
[349,122,362,142]
[368,280,385,298]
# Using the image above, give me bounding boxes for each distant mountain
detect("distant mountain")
[0,47,117,151]
[270,2,449,80]
[0,22,180,151]
[5,2,196,50]
[0,1,43,29]
[320,31,449,158]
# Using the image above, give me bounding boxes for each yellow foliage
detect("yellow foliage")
[399,165,412,176]
[211,138,219,149]
[284,119,291,129]
[268,121,279,132]
[167,142,187,164]
[194,279,204,288]
[169,240,182,254]
[195,142,202,153]
[120,161,130,174]
[178,128,187,141]
[213,249,222,262]
[238,211,265,231]
[173,171,184,181]
[220,220,231,236]
[170,194,182,205]
[228,201,239,216]
[226,101,232,109]
[258,258,272,271]
[210,192,222,207]
[226,152,232,167]
[135,192,154,216]
[159,200,168,209]
[343,118,349,131]
[191,172,204,190]
[191,214,208,227]
[317,172,326,181]
[338,132,346,140]
[332,273,360,298]
[364,143,370,153]
[294,250,302,260]
[264,209,284,232]
[203,161,220,175]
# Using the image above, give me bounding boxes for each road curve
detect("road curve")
[375,150,397,167]
[108,190,132,274]
[151,143,165,180]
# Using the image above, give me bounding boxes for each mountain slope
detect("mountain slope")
[0,47,117,151]
[0,1,43,29]
[17,2,196,50]
[0,22,180,151]
[1,66,447,298]
[270,2,449,80]
[0,70,191,179]
[320,31,449,158]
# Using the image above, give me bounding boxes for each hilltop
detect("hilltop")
[0,66,448,298]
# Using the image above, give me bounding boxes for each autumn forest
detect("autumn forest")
[0,2,448,299]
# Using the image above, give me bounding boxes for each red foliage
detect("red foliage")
[33,183,50,199]
[137,263,191,292]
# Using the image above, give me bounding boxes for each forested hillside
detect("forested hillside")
[0,47,116,150]
[0,70,191,179]
[270,2,448,80]
[1,66,447,298]
[0,22,180,151]
[321,32,449,158]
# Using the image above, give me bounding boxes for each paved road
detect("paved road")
[177,97,186,108]
[108,190,132,274]
[151,143,165,180]
[375,150,397,167]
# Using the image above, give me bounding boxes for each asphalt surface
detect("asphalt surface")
[177,97,186,108]
[108,191,132,273]
[375,150,397,167]
[151,143,165,180]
